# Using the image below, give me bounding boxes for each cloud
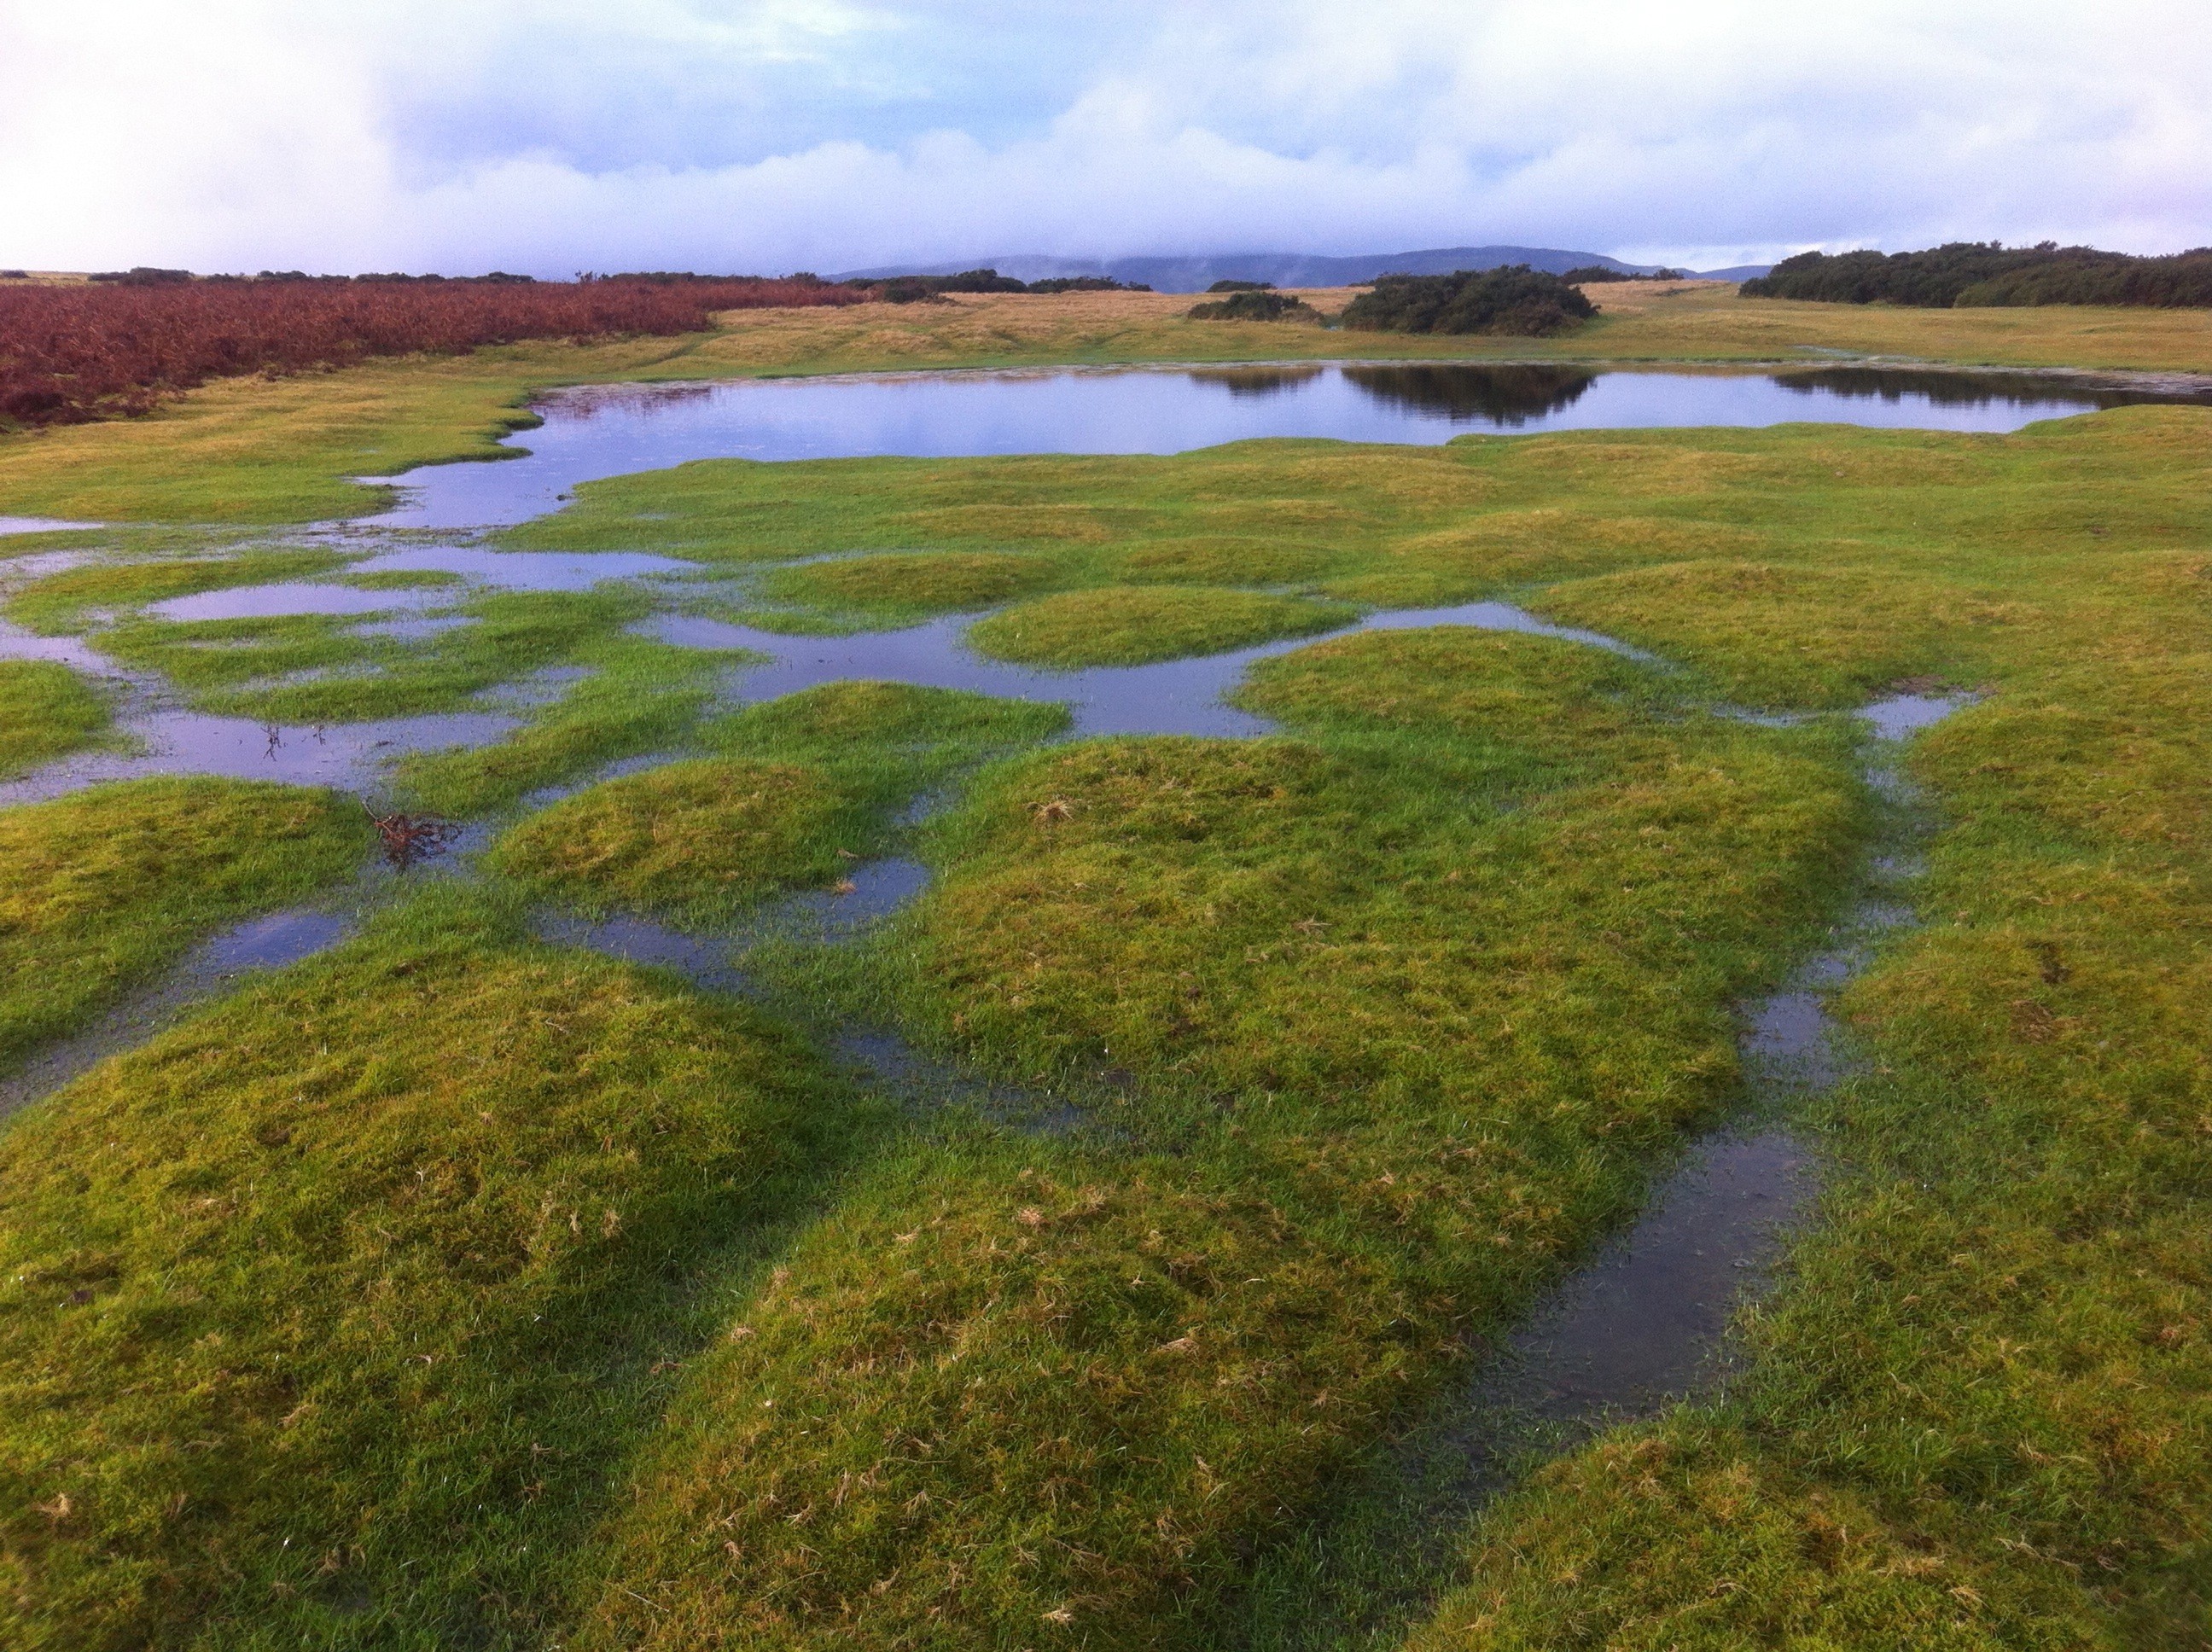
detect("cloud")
[2,0,2206,274]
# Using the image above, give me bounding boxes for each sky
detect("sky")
[3,1,2208,276]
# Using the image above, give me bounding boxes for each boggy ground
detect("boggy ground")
[0,323,2206,1649]
[2,282,2208,524]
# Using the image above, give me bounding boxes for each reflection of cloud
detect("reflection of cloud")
[1342,365,1596,425]
[1186,367,1327,399]
[2,3,2207,274]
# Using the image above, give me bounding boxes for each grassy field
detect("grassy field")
[0,283,2207,525]
[0,660,110,777]
[0,302,2206,1647]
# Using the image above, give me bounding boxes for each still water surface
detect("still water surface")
[371,363,2201,528]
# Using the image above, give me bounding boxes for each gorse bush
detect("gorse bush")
[1185,289,1319,322]
[1340,265,1599,335]
[0,274,866,428]
[1742,241,2212,307]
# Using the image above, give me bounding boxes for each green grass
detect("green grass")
[573,631,1864,1645]
[491,682,1068,923]
[0,660,110,778]
[761,550,1068,620]
[492,758,869,918]
[969,585,1359,667]
[0,339,2209,1647]
[0,779,369,1072]
[0,884,880,1649]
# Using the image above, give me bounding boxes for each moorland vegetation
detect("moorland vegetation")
[0,273,864,429]
[0,288,2208,1649]
[1743,241,2212,308]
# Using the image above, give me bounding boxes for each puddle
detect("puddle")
[650,599,1657,740]
[1476,1129,1819,1427]
[149,582,436,623]
[0,905,356,1120]
[366,365,2210,529]
[346,545,699,587]
[0,517,101,538]
[0,706,519,808]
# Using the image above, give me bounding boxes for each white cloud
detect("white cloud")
[1,0,2205,274]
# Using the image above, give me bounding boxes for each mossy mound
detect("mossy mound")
[0,903,853,1646]
[967,585,1356,668]
[0,660,109,778]
[492,758,862,922]
[763,550,1062,616]
[0,777,368,1069]
[1117,536,1333,586]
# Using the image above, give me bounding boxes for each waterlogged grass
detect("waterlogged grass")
[969,585,1358,667]
[4,546,352,634]
[101,586,662,724]
[0,779,367,1072]
[0,333,2206,1645]
[0,886,876,1649]
[1400,660,2212,1648]
[2,287,2208,529]
[577,631,1865,1644]
[495,682,1067,922]
[0,660,109,778]
[393,637,750,817]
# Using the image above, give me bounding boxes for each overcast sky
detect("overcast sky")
[3,1,2207,276]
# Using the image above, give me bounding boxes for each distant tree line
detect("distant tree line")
[1339,266,1598,336]
[845,269,1153,303]
[1560,265,1689,283]
[1742,242,2212,307]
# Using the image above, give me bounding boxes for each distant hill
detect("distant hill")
[834,247,1767,293]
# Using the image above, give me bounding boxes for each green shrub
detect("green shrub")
[1339,266,1598,335]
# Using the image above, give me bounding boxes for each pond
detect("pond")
[370,362,2210,528]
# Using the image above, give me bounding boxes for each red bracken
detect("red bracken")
[0,274,869,428]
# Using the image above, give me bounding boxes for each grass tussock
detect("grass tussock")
[492,758,864,919]
[0,660,109,778]
[762,550,1063,618]
[967,585,1357,667]
[493,682,1068,922]
[0,887,870,1648]
[0,778,367,1071]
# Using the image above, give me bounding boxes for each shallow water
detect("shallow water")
[370,364,2205,529]
[0,517,101,538]
[1456,695,1959,1427]
[652,598,1656,740]
[0,702,518,808]
[0,905,355,1119]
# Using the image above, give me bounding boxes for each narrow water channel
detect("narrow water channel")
[1233,693,1959,1649]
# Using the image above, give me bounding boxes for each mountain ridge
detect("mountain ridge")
[831,247,1767,292]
